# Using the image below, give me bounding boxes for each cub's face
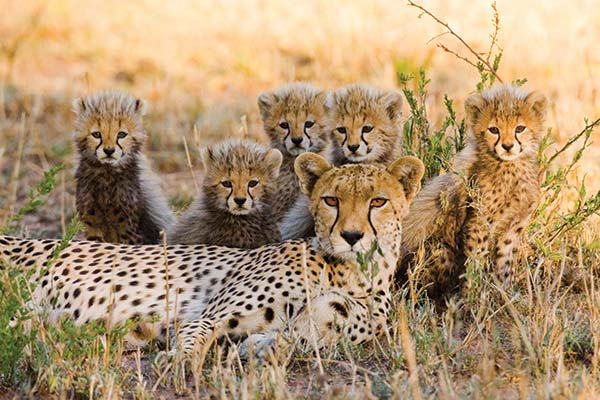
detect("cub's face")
[295,153,424,261]
[202,145,282,215]
[258,83,329,157]
[465,87,547,161]
[73,94,147,165]
[329,86,403,163]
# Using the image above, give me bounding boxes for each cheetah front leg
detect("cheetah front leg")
[494,220,529,284]
[173,318,216,355]
[291,289,390,349]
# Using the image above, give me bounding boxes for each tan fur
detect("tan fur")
[0,154,423,356]
[280,84,404,240]
[257,82,330,222]
[73,90,174,244]
[167,140,282,248]
[398,84,547,295]
[327,83,403,165]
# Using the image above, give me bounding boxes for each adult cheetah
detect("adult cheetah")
[1,153,424,356]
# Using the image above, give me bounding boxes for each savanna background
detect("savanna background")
[0,0,599,398]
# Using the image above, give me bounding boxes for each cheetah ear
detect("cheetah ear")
[264,148,283,180]
[198,147,214,172]
[134,99,148,116]
[295,153,333,196]
[72,97,86,114]
[464,92,486,126]
[387,156,425,202]
[257,92,277,121]
[380,91,403,120]
[524,90,547,120]
[316,90,330,112]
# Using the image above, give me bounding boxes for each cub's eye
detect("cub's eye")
[515,125,526,134]
[91,131,101,139]
[304,121,315,128]
[488,127,500,135]
[117,131,128,139]
[322,197,339,207]
[370,198,387,208]
[221,181,232,188]
[248,180,259,188]
[279,122,289,130]
[362,125,374,133]
[336,127,347,134]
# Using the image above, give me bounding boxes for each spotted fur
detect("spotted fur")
[397,84,547,296]
[73,90,174,244]
[0,154,424,356]
[167,139,282,248]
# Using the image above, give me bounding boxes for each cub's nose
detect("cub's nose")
[291,137,304,145]
[501,143,514,151]
[347,144,359,153]
[234,197,247,206]
[103,147,115,156]
[340,230,364,246]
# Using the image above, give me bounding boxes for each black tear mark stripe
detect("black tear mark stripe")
[94,136,103,154]
[367,208,378,237]
[329,204,340,236]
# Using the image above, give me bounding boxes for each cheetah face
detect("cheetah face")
[465,86,547,162]
[329,85,403,163]
[258,83,329,157]
[295,153,424,261]
[201,141,282,215]
[73,92,147,165]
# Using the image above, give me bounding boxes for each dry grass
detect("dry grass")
[1,0,599,398]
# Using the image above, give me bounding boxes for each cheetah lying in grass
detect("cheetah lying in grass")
[0,153,424,356]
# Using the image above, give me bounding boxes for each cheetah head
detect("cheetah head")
[201,140,282,215]
[258,83,329,157]
[73,90,147,166]
[465,85,547,161]
[295,153,424,261]
[329,84,403,163]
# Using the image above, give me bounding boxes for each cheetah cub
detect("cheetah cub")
[280,84,404,240]
[398,84,547,296]
[327,83,404,166]
[167,140,282,248]
[73,90,174,244]
[258,82,329,222]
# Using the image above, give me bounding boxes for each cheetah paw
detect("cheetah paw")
[239,333,278,361]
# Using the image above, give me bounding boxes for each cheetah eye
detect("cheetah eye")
[362,125,374,133]
[322,197,338,207]
[117,131,128,139]
[221,180,232,188]
[370,198,387,208]
[248,180,259,188]
[91,131,102,139]
[304,121,315,128]
[279,122,289,130]
[336,127,347,134]
[515,125,526,134]
[488,127,500,135]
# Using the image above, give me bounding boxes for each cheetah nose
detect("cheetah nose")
[341,230,364,246]
[502,143,514,151]
[291,137,304,145]
[234,197,247,206]
[347,144,359,153]
[103,147,115,156]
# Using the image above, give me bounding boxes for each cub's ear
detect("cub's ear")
[316,90,330,112]
[72,97,86,114]
[294,153,333,197]
[386,156,425,202]
[464,92,486,126]
[380,91,403,120]
[198,147,214,172]
[257,92,277,121]
[524,90,547,120]
[134,98,148,116]
[264,148,283,179]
